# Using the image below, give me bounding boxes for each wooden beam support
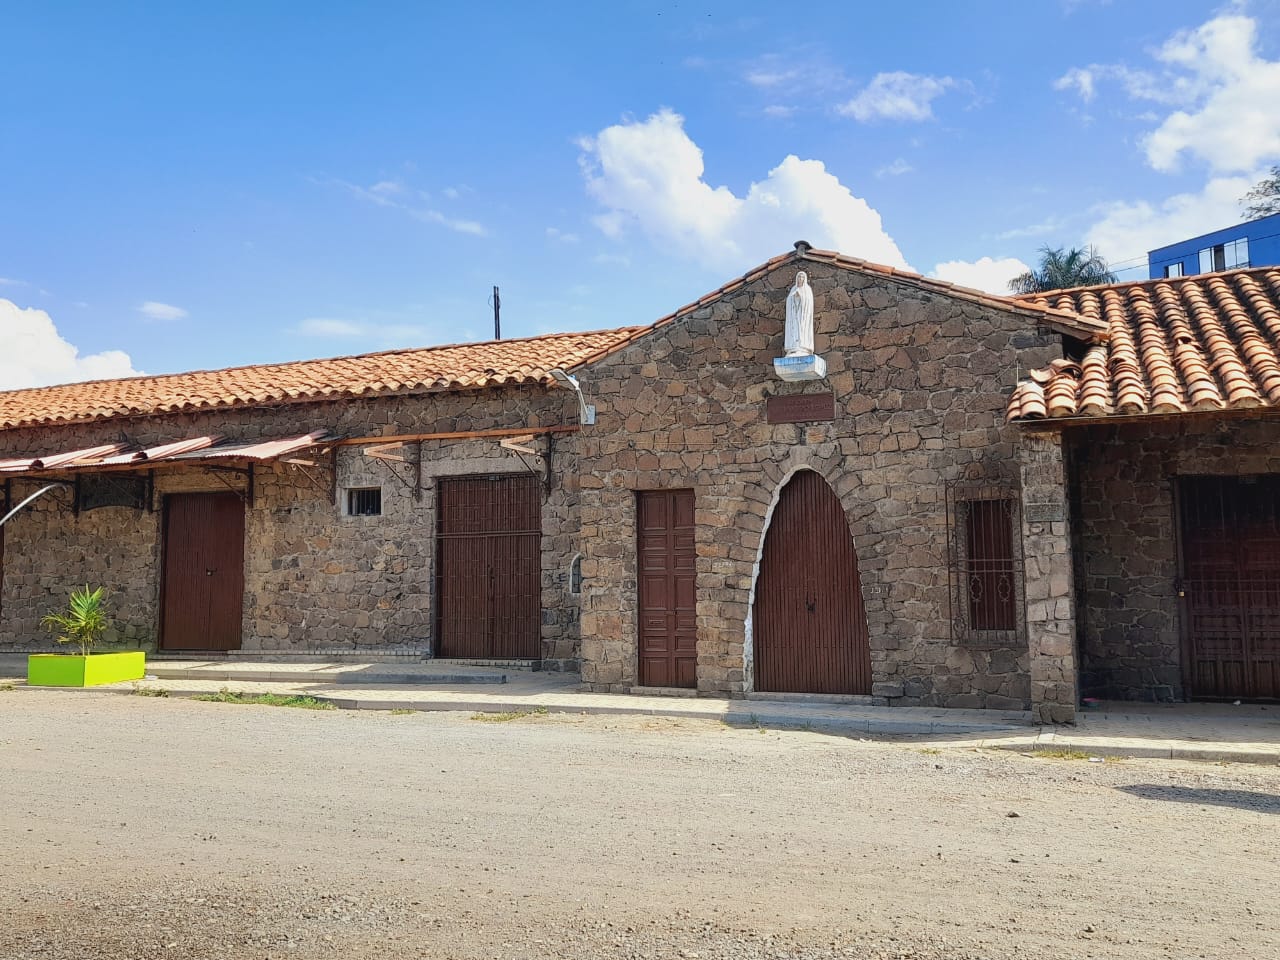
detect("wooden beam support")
[336,425,579,446]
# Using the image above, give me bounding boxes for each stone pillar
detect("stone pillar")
[1019,431,1077,723]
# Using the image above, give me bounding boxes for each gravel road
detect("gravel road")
[2,690,1278,959]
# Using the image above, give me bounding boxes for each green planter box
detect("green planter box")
[27,651,146,687]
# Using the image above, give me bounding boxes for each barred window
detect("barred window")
[569,554,583,595]
[946,477,1025,646]
[346,487,382,517]
[964,499,1018,631]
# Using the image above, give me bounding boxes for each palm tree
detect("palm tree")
[1009,246,1117,294]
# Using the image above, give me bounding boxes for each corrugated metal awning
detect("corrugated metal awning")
[0,431,336,477]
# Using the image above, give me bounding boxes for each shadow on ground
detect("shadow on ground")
[1117,783,1280,814]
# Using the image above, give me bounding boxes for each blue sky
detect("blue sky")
[3,1,1280,387]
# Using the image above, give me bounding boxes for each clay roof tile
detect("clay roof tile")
[0,327,646,430]
[1007,266,1280,423]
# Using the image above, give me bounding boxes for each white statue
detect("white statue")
[784,270,814,356]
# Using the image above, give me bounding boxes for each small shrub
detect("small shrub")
[41,586,112,656]
[192,688,335,710]
[1035,748,1091,761]
[131,684,170,698]
[470,707,548,722]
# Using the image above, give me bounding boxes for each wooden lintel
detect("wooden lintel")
[1019,406,1280,433]
[337,425,579,447]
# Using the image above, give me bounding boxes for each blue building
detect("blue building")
[1148,212,1280,279]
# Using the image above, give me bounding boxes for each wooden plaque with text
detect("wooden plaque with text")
[766,392,836,424]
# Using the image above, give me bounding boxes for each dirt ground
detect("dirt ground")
[1,690,1277,960]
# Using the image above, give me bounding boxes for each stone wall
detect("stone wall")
[574,257,1067,710]
[1019,432,1077,722]
[1068,416,1280,701]
[0,387,581,661]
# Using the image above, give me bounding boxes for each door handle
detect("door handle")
[206,568,217,576]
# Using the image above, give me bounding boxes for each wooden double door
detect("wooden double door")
[161,493,245,651]
[753,471,871,695]
[435,475,541,659]
[637,489,697,687]
[1179,475,1280,700]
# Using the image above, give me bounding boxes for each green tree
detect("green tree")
[1241,165,1280,220]
[1009,246,1117,294]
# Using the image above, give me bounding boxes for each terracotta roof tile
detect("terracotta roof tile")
[1009,267,1280,423]
[0,328,644,430]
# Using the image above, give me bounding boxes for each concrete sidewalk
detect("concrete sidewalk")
[3,655,1277,763]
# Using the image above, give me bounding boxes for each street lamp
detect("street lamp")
[547,368,596,426]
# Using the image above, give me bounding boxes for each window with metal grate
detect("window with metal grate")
[346,487,382,517]
[945,477,1026,647]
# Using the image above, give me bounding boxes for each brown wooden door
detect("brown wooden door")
[1180,476,1280,700]
[637,489,697,688]
[436,475,541,659]
[161,493,245,651]
[754,471,871,695]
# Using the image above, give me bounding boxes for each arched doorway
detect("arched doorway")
[752,470,871,694]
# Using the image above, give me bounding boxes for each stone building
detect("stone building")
[1008,265,1280,705]
[6,245,1280,720]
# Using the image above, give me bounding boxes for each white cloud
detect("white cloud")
[578,109,909,273]
[746,68,793,88]
[996,216,1066,240]
[1058,15,1280,175]
[1053,67,1096,102]
[139,301,188,321]
[412,208,487,237]
[930,257,1030,296]
[298,318,364,337]
[296,316,431,344]
[546,227,581,244]
[875,158,913,178]
[1084,172,1258,265]
[838,72,954,122]
[0,298,140,389]
[322,176,489,237]
[593,252,631,267]
[1143,16,1280,173]
[0,277,29,288]
[762,104,796,119]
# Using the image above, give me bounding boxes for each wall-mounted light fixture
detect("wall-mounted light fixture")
[548,368,596,425]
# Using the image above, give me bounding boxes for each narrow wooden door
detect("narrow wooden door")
[436,475,541,659]
[753,471,871,694]
[161,493,245,651]
[637,489,696,688]
[1180,476,1280,700]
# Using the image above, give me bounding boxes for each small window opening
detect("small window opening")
[569,554,584,595]
[346,487,382,517]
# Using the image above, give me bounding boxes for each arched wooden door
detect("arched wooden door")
[753,471,871,694]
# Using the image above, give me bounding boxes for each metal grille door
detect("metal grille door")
[161,493,245,651]
[436,475,541,659]
[637,489,697,688]
[753,471,871,694]
[1180,476,1280,700]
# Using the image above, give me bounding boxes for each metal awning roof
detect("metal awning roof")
[0,431,336,478]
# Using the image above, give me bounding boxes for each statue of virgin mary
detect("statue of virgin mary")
[784,271,814,356]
